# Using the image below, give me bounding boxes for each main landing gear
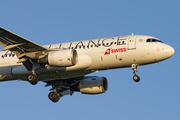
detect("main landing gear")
[27,74,38,85]
[132,64,140,82]
[48,90,60,103]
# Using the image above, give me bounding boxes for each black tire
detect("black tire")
[133,75,140,82]
[31,78,38,85]
[48,92,57,101]
[27,74,36,82]
[27,74,38,85]
[52,95,60,103]
[48,92,60,102]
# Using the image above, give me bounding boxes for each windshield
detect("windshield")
[146,39,163,43]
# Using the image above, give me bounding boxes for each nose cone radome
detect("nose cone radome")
[165,45,175,58]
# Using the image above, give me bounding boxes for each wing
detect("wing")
[0,27,47,52]
[0,27,49,70]
[44,76,84,97]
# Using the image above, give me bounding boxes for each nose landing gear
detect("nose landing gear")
[132,64,140,82]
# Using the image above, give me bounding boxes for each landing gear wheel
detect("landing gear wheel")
[53,95,60,103]
[31,78,38,85]
[48,92,60,103]
[27,74,38,85]
[133,75,140,82]
[132,64,140,82]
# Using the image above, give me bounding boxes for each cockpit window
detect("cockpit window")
[157,40,162,43]
[146,38,163,43]
[152,39,157,42]
[147,39,151,42]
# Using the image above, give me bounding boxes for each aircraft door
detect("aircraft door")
[128,36,136,50]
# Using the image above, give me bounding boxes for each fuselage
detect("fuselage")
[0,35,174,82]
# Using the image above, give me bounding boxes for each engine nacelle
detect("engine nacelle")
[38,49,78,67]
[70,77,108,94]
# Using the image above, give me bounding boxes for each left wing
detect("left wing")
[0,27,47,52]
[0,27,50,70]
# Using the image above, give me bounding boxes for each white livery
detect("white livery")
[0,27,174,102]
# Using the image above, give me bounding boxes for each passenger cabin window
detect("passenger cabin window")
[146,39,163,43]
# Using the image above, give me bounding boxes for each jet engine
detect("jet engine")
[70,77,108,94]
[38,49,78,67]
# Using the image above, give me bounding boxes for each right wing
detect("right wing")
[44,76,84,99]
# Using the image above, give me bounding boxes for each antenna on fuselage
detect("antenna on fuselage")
[131,33,134,35]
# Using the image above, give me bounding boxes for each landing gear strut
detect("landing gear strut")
[132,64,140,82]
[48,90,60,103]
[27,74,38,85]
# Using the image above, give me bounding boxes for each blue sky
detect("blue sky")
[0,0,179,120]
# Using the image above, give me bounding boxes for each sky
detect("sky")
[0,0,179,120]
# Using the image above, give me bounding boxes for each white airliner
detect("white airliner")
[0,27,174,102]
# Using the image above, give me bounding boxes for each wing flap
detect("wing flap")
[2,43,24,51]
[0,37,23,56]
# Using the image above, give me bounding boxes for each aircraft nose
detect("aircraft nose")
[165,45,175,58]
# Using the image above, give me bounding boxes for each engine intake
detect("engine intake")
[70,77,108,94]
[38,49,78,67]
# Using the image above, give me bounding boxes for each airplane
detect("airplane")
[0,27,174,102]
